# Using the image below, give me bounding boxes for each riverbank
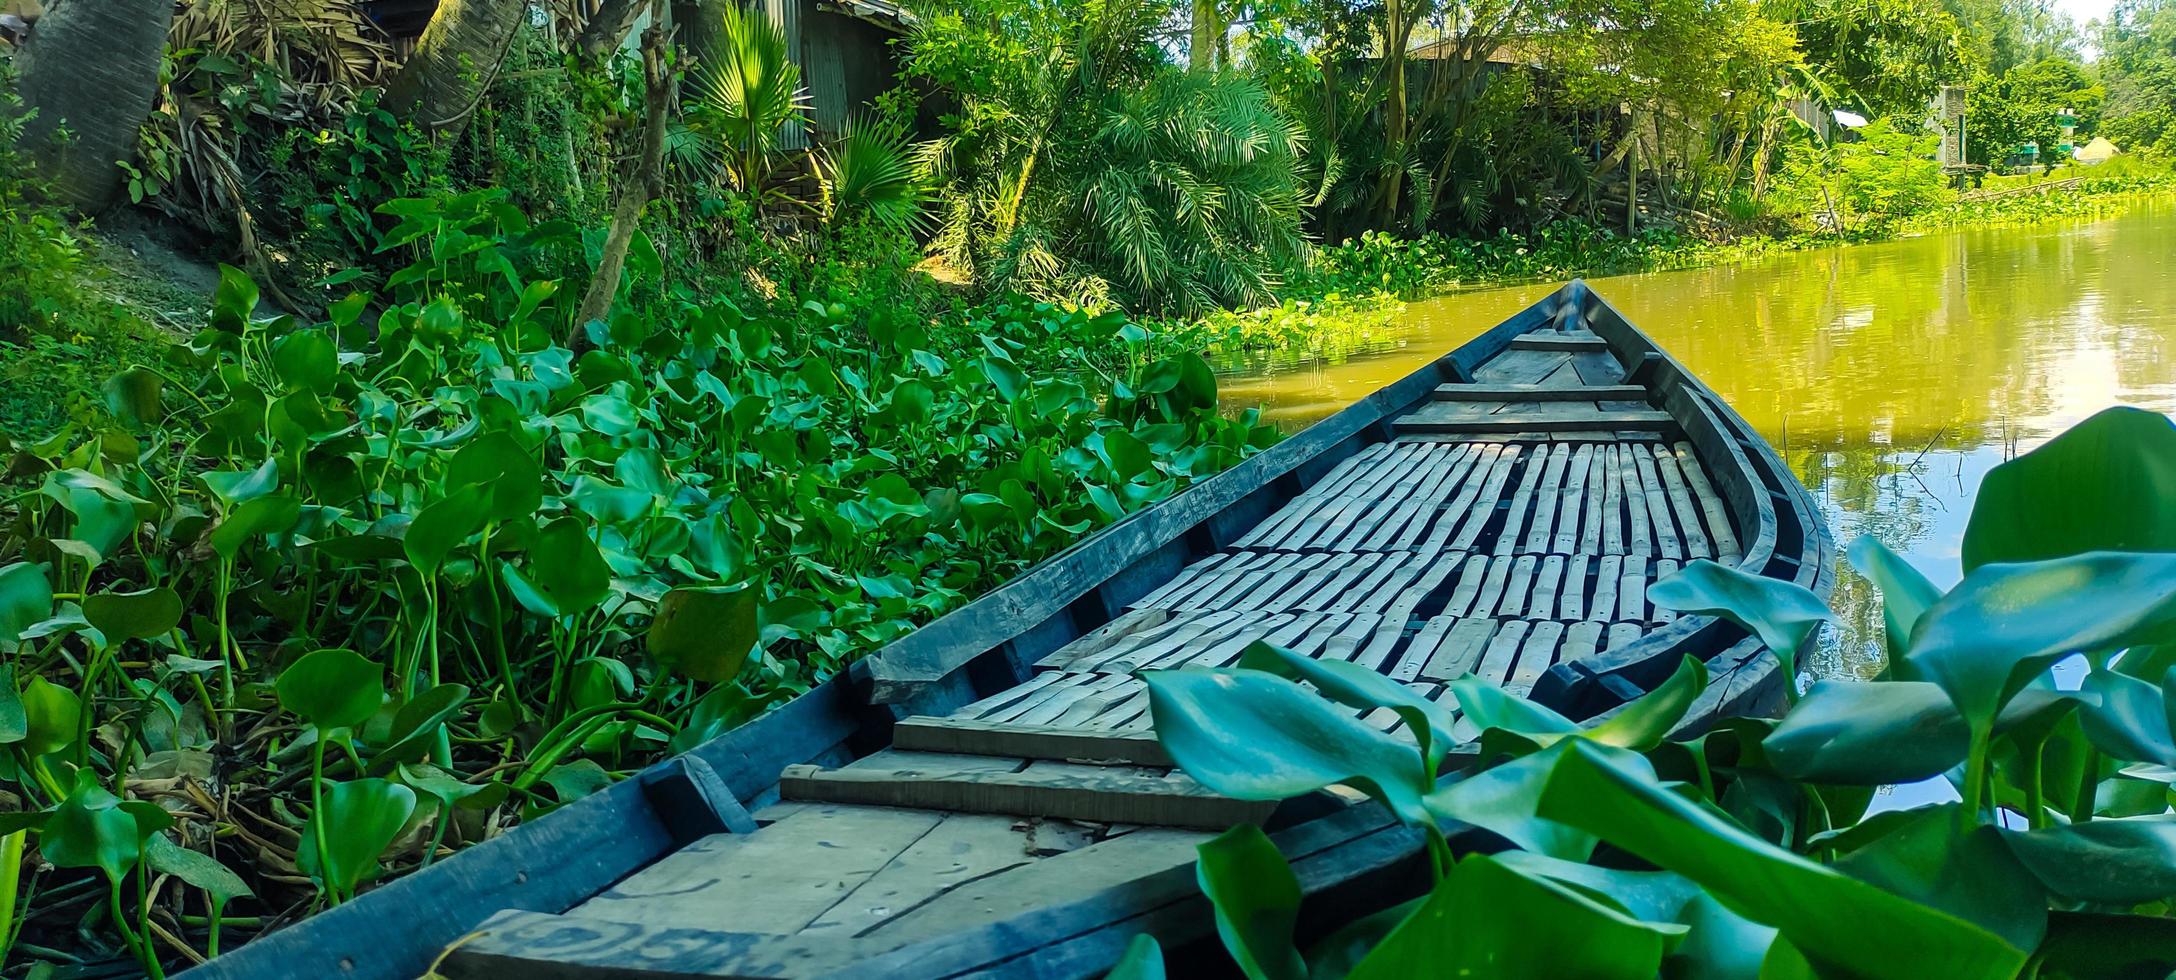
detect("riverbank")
[1196,161,2176,367]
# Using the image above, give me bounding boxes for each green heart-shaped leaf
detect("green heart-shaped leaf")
[1649,560,1833,686]
[272,330,339,394]
[404,483,489,575]
[1195,824,1305,980]
[1347,851,1682,980]
[0,562,53,647]
[1908,551,2176,735]
[1765,680,1970,784]
[1144,667,1433,827]
[276,648,384,731]
[298,777,417,894]
[367,683,470,775]
[1536,740,2028,979]
[1846,535,1942,674]
[145,833,254,905]
[1963,407,2176,571]
[502,518,610,618]
[647,585,759,683]
[21,676,82,757]
[82,587,184,645]
[2003,815,2176,904]
[1241,642,1456,773]
[42,771,142,882]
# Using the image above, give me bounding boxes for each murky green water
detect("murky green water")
[1223,198,2176,678]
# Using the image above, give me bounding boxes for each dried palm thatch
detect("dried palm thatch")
[140,0,396,292]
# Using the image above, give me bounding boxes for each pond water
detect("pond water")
[1222,197,2176,680]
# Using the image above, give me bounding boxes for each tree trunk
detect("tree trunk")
[12,0,175,213]
[1189,0,1220,71]
[579,0,648,59]
[383,0,528,133]
[574,16,675,345]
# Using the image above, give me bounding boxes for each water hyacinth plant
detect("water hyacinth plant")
[0,187,1271,971]
[1131,407,2176,980]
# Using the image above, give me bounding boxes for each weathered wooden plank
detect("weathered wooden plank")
[1218,553,1328,610]
[1672,441,1741,563]
[1619,555,1649,622]
[1561,620,1604,666]
[1507,621,1566,695]
[1158,614,1293,670]
[1012,674,1134,727]
[1271,556,1375,612]
[976,673,1094,724]
[1353,553,1433,615]
[1472,348,1574,385]
[1632,447,1683,562]
[1395,409,1674,435]
[1079,610,1242,673]
[956,669,1068,718]
[1498,554,1540,617]
[1423,618,1496,681]
[1126,552,1238,612]
[1551,444,1594,554]
[1432,383,1647,402]
[1653,558,1681,624]
[1591,554,1623,623]
[1509,332,1608,351]
[893,717,1173,767]
[1389,615,1456,682]
[1350,620,1409,672]
[1382,550,1465,625]
[1470,555,1515,618]
[858,827,1216,949]
[1652,444,1711,560]
[1530,554,1567,620]
[801,814,1042,938]
[1034,606,1173,671]
[1182,552,1305,610]
[1620,443,1653,556]
[1523,443,1572,554]
[1602,444,1628,554]
[1049,676,1148,728]
[1321,612,1385,662]
[1439,445,1521,553]
[1559,554,1590,621]
[1324,551,1421,613]
[779,763,1276,831]
[1493,453,1546,556]
[1474,619,1532,686]
[1435,554,1489,618]
[567,805,946,935]
[1570,348,1630,385]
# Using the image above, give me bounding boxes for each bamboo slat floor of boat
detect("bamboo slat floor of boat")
[436,330,1759,978]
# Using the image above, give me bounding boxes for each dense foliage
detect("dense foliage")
[0,190,1268,973]
[1134,407,2176,979]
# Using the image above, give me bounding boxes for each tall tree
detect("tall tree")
[11,0,175,212]
[383,0,528,132]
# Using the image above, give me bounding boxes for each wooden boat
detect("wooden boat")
[183,281,1832,980]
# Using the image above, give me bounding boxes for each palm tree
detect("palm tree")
[11,0,176,212]
[382,0,528,133]
[684,0,809,201]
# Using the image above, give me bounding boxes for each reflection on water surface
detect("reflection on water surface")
[1222,199,2176,678]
